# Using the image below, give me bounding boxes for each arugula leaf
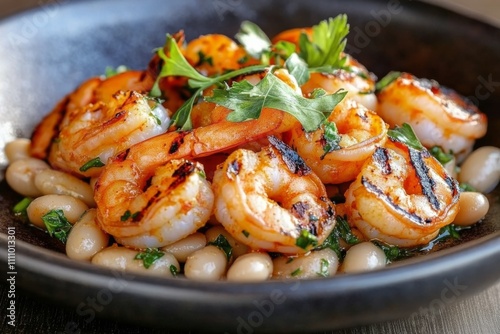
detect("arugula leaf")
[135,248,165,269]
[295,230,318,249]
[206,71,346,132]
[321,121,342,158]
[208,234,233,261]
[387,123,424,151]
[298,15,349,71]
[235,20,272,59]
[284,53,310,86]
[42,209,73,243]
[79,157,105,172]
[429,146,454,165]
[375,71,401,92]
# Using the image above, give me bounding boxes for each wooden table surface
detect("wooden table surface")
[1,0,499,333]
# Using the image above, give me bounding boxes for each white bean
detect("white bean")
[26,194,88,229]
[273,248,339,279]
[66,209,109,261]
[227,252,273,282]
[34,169,96,207]
[5,138,31,162]
[341,242,386,274]
[5,158,50,197]
[92,246,180,277]
[161,232,206,263]
[205,225,249,259]
[454,192,490,226]
[458,146,500,193]
[184,245,227,281]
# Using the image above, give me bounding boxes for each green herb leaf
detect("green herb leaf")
[135,248,165,269]
[208,234,233,261]
[296,230,318,250]
[273,41,297,59]
[235,20,272,59]
[387,123,424,151]
[290,267,302,277]
[79,157,105,172]
[439,224,461,240]
[429,146,454,165]
[13,197,32,216]
[242,230,250,238]
[317,258,330,277]
[316,215,359,260]
[104,65,129,78]
[298,15,349,71]
[170,264,178,277]
[321,121,342,158]
[375,71,401,92]
[459,182,476,192]
[42,209,73,243]
[336,215,360,245]
[197,50,213,66]
[284,53,310,86]
[206,71,346,132]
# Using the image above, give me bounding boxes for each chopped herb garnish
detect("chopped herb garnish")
[375,71,401,92]
[295,229,318,250]
[208,234,233,261]
[284,53,310,86]
[429,146,454,165]
[120,210,140,221]
[242,230,250,238]
[321,121,342,158]
[290,267,302,277]
[286,257,294,264]
[387,123,424,151]
[42,209,73,243]
[439,224,461,240]
[316,215,360,260]
[459,182,476,192]
[104,65,129,78]
[135,248,165,269]
[79,157,105,172]
[197,50,214,66]
[372,241,410,263]
[170,264,178,277]
[13,197,32,216]
[317,258,330,277]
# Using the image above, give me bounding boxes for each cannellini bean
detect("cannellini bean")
[26,194,88,229]
[205,225,249,258]
[92,246,180,277]
[227,252,273,282]
[453,192,490,226]
[341,242,386,274]
[34,169,96,207]
[66,209,109,261]
[272,248,339,279]
[5,158,50,197]
[458,146,500,193]
[161,232,206,263]
[5,138,31,162]
[184,245,227,281]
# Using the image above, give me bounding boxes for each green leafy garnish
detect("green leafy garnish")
[321,121,342,158]
[317,258,330,277]
[438,224,461,240]
[235,21,272,60]
[135,248,165,269]
[387,123,424,151]
[429,146,454,165]
[372,241,410,263]
[290,267,302,277]
[284,53,310,86]
[196,50,213,66]
[104,65,129,78]
[459,182,476,192]
[298,15,349,72]
[242,230,250,238]
[208,234,233,261]
[316,215,359,259]
[375,71,401,92]
[120,210,140,221]
[170,264,178,277]
[206,71,347,132]
[79,157,105,172]
[13,197,32,216]
[295,229,318,250]
[42,209,73,243]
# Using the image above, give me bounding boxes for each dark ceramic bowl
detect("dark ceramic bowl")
[1,0,499,332]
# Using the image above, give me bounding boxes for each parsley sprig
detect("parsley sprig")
[42,209,73,243]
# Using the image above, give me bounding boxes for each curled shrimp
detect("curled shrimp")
[376,72,487,161]
[344,139,460,247]
[49,90,170,178]
[212,136,336,254]
[94,106,298,247]
[286,98,388,184]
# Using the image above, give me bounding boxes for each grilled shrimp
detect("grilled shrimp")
[212,136,336,254]
[376,72,487,162]
[344,139,460,247]
[49,90,170,178]
[31,70,155,160]
[94,106,299,247]
[286,98,388,184]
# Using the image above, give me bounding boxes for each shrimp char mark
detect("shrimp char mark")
[213,136,336,254]
[344,139,460,247]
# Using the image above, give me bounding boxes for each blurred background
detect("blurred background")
[0,0,499,26]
